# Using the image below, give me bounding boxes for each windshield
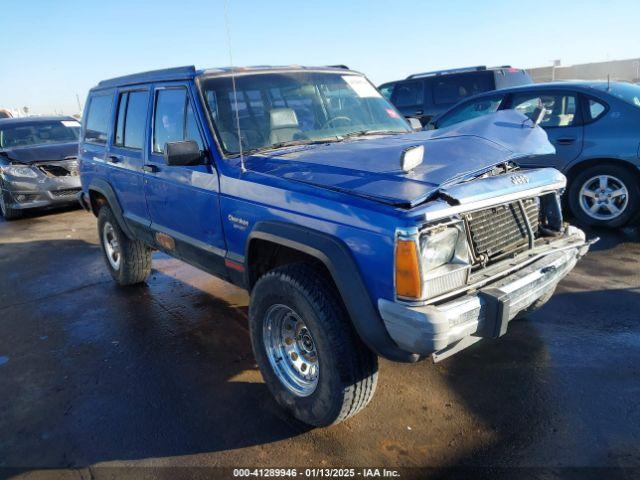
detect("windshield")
[199,71,411,155]
[604,82,640,109]
[0,120,80,148]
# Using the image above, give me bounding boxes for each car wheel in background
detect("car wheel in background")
[0,187,22,221]
[97,205,152,285]
[568,164,639,228]
[249,263,378,427]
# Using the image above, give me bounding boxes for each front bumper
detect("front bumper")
[378,227,593,361]
[2,175,81,210]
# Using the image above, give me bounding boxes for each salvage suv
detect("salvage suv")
[79,66,592,427]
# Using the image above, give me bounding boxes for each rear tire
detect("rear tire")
[249,263,378,427]
[567,164,639,228]
[0,189,22,220]
[98,205,152,286]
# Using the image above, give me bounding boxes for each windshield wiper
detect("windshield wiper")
[242,137,342,155]
[339,129,406,139]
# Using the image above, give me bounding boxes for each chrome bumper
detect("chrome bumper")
[378,229,593,362]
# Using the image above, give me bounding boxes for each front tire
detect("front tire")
[249,263,378,427]
[98,206,152,286]
[0,188,22,221]
[568,164,639,228]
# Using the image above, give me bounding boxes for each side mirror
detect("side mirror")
[407,117,423,132]
[164,140,202,166]
[425,122,436,130]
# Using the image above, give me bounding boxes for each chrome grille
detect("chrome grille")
[465,198,539,261]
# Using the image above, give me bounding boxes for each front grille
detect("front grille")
[465,198,539,261]
[51,188,81,198]
[37,159,78,177]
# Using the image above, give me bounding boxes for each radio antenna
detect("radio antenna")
[223,0,246,173]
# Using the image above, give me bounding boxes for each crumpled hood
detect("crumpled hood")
[0,142,79,164]
[245,110,555,208]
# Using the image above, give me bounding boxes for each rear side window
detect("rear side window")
[84,93,113,144]
[587,98,607,121]
[153,88,203,153]
[393,82,423,107]
[432,73,493,106]
[114,91,149,149]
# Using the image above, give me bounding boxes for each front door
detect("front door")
[143,83,226,274]
[508,90,584,169]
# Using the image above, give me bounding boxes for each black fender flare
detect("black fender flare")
[246,221,419,363]
[87,179,134,239]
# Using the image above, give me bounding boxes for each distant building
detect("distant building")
[528,57,640,83]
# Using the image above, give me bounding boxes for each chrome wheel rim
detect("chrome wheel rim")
[263,304,319,397]
[102,222,121,270]
[579,175,628,221]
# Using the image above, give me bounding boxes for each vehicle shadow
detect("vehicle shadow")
[429,286,640,479]
[0,239,309,473]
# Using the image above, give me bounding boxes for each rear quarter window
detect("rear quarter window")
[84,93,114,144]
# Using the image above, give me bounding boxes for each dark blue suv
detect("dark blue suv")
[78,66,591,426]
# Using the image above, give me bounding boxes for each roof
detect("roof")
[0,115,77,126]
[93,65,357,90]
[456,80,630,97]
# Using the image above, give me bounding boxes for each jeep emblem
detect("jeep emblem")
[510,174,529,185]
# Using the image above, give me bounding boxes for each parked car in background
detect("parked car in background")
[428,81,640,228]
[379,65,531,126]
[0,109,13,119]
[0,116,81,220]
[78,65,591,427]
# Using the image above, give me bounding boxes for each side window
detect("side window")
[439,96,503,128]
[379,83,395,100]
[511,93,578,127]
[114,93,127,146]
[154,89,187,153]
[587,98,607,121]
[432,73,494,106]
[84,94,113,144]
[393,82,423,108]
[123,91,149,149]
[153,88,203,153]
[113,91,149,149]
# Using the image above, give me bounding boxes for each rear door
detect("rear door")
[143,82,226,273]
[507,90,584,169]
[106,88,151,232]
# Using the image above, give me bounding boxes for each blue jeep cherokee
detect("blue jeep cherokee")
[79,66,591,426]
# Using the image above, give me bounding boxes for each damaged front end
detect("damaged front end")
[380,162,595,362]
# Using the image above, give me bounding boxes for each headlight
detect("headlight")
[396,222,471,301]
[2,165,38,178]
[420,227,459,271]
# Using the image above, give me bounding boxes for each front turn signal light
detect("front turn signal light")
[395,239,422,299]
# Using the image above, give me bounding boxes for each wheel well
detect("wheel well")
[565,159,640,188]
[247,238,334,291]
[88,189,108,216]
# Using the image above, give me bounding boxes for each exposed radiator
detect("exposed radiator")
[465,198,539,261]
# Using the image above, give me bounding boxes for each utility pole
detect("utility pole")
[75,94,83,114]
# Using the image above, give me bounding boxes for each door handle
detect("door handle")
[107,155,121,163]
[142,164,160,173]
[555,137,575,145]
[415,109,424,115]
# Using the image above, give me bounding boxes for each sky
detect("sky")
[1,0,639,115]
